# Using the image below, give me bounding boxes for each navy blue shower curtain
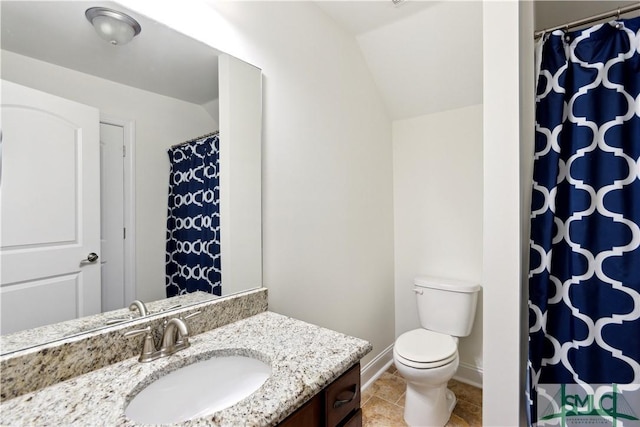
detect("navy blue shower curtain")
[528,16,640,426]
[166,134,221,297]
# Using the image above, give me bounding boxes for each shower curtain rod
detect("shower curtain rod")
[171,130,219,149]
[534,2,640,39]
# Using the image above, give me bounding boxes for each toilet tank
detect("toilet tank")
[414,276,481,337]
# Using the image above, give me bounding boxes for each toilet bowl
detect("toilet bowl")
[393,276,480,427]
[393,329,460,426]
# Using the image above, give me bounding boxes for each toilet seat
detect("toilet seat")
[394,329,457,369]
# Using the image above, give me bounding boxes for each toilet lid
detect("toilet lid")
[395,329,457,364]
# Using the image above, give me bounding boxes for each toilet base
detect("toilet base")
[446,388,457,414]
[404,385,457,427]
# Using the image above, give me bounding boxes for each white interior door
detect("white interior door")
[0,80,101,335]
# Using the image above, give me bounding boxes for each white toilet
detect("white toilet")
[393,276,480,427]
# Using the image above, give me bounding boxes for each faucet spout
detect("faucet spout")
[126,314,199,363]
[129,300,149,317]
[160,318,190,355]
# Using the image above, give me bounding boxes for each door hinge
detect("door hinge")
[123,227,126,239]
[123,145,126,157]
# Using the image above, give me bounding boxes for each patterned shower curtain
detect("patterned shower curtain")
[528,16,640,426]
[166,133,221,297]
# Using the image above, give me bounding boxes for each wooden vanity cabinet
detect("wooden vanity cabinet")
[278,363,362,427]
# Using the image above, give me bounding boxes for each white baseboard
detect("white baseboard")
[453,361,483,388]
[361,344,394,391]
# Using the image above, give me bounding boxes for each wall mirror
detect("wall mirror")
[0,0,262,354]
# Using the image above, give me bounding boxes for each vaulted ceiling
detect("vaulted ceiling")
[316,0,640,120]
[316,1,482,119]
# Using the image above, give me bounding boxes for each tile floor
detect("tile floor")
[361,365,482,427]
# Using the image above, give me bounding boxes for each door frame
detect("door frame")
[100,115,136,304]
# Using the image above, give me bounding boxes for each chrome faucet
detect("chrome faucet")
[124,311,200,363]
[129,300,149,317]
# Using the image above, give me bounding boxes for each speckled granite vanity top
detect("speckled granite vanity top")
[0,312,372,426]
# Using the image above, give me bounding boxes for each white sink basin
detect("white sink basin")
[125,355,271,424]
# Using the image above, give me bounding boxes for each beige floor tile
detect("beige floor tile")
[368,372,407,405]
[445,413,470,427]
[448,380,482,406]
[362,384,375,406]
[396,392,406,408]
[362,395,408,427]
[451,399,482,427]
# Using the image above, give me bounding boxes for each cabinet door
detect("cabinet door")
[278,394,323,427]
[325,363,361,427]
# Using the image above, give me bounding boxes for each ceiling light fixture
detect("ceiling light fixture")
[85,7,141,46]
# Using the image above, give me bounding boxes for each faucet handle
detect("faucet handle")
[178,311,201,340]
[159,303,182,313]
[124,326,157,362]
[124,326,151,338]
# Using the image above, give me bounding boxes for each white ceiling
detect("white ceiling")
[316,0,483,119]
[315,0,640,120]
[315,0,439,35]
[1,1,221,105]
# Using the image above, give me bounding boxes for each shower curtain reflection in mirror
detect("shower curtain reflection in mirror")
[166,132,221,297]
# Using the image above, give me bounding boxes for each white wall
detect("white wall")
[393,104,484,384]
[1,50,218,303]
[482,1,532,424]
[214,2,396,367]
[218,54,263,295]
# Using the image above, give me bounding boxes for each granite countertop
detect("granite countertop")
[0,311,372,426]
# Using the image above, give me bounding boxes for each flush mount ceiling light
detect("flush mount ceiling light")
[85,7,141,45]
